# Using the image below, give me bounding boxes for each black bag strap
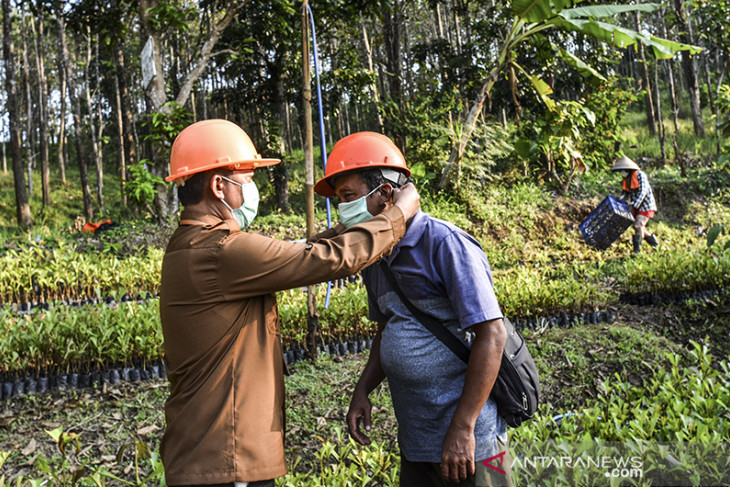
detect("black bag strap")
[379,260,471,363]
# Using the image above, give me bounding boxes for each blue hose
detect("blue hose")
[305,4,334,308]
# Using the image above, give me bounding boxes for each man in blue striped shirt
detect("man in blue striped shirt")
[315,132,511,487]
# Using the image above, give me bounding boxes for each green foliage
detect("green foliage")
[1,424,164,487]
[526,323,679,409]
[512,342,730,486]
[0,301,163,375]
[581,81,642,169]
[0,243,162,303]
[615,248,730,295]
[142,102,192,148]
[125,162,165,207]
[279,427,399,487]
[706,225,728,250]
[145,1,194,33]
[496,260,613,318]
[690,0,730,54]
[513,79,641,191]
[555,4,702,60]
[278,283,372,346]
[514,100,595,191]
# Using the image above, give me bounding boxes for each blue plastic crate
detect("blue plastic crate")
[579,195,635,250]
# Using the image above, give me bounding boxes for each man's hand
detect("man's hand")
[441,421,476,483]
[346,391,373,445]
[392,182,420,222]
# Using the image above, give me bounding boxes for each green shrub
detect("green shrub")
[512,341,730,486]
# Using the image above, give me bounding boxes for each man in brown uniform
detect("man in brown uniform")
[160,119,420,486]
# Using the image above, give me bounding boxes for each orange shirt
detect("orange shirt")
[159,207,406,485]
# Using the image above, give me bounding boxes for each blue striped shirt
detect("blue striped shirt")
[362,211,506,463]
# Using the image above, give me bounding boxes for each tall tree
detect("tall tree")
[57,5,94,221]
[106,0,136,208]
[382,0,405,150]
[138,0,247,219]
[34,0,50,207]
[673,0,705,136]
[634,10,657,136]
[84,27,105,211]
[20,4,35,197]
[359,14,385,132]
[55,2,68,186]
[3,0,31,226]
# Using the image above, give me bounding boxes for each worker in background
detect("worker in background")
[315,132,511,487]
[159,119,420,487]
[611,155,659,253]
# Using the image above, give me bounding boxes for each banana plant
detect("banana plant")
[439,0,703,189]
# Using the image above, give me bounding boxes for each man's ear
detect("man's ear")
[380,183,394,202]
[209,174,226,200]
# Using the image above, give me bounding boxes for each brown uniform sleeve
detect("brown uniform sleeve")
[308,223,346,242]
[217,206,406,299]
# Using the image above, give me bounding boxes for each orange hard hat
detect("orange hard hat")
[314,132,411,197]
[167,119,280,183]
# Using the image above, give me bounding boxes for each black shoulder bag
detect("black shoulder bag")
[379,261,540,427]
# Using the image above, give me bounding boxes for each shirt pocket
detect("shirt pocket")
[393,269,438,299]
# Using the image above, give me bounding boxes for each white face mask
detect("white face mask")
[621,171,631,178]
[337,184,383,228]
[220,176,259,229]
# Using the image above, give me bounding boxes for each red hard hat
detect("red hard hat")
[314,132,411,197]
[167,119,280,183]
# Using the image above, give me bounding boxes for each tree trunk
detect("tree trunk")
[715,60,727,155]
[451,0,463,56]
[634,11,656,136]
[20,6,35,198]
[84,27,104,211]
[55,12,67,185]
[383,0,404,150]
[111,0,136,180]
[660,14,681,136]
[673,0,705,136]
[33,1,50,207]
[272,54,291,214]
[359,15,384,132]
[433,2,449,85]
[654,58,666,165]
[114,72,128,208]
[139,0,246,221]
[2,0,31,226]
[302,0,320,361]
[701,53,715,114]
[57,7,94,221]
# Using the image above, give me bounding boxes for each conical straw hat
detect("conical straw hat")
[610,155,640,171]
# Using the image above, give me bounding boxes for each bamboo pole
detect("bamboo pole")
[302,0,319,361]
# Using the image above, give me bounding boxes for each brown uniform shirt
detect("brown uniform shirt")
[160,207,406,485]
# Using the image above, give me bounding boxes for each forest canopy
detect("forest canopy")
[0,0,725,227]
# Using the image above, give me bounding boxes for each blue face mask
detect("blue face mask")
[338,184,383,228]
[220,176,259,229]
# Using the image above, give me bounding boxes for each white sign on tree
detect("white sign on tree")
[141,37,156,89]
